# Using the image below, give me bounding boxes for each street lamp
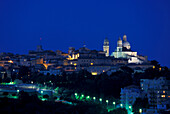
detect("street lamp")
[106,100,109,106]
[120,104,123,108]
[113,102,116,109]
[99,98,102,104]
[129,106,132,109]
[86,96,90,100]
[129,106,132,111]
[139,109,142,113]
[74,93,77,96]
[93,97,96,102]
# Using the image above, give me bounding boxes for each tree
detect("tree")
[3,92,9,96]
[151,60,160,68]
[132,98,149,114]
[43,94,49,99]
[108,108,127,114]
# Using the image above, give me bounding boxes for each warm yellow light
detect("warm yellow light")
[70,62,72,64]
[161,95,165,98]
[92,72,97,75]
[74,63,77,66]
[43,64,48,69]
[163,91,165,93]
[8,60,13,63]
[153,66,155,69]
[103,70,105,72]
[139,109,142,113]
[91,63,93,65]
[159,68,161,71]
[75,67,76,69]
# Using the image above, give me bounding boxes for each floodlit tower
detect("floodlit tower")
[117,37,122,52]
[103,38,109,56]
[116,37,123,58]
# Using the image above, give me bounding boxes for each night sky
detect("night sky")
[0,0,170,67]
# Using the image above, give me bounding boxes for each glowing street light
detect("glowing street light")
[106,100,109,105]
[86,96,90,99]
[139,109,142,113]
[17,90,19,93]
[41,91,43,94]
[74,93,77,96]
[81,94,84,97]
[99,98,102,102]
[113,102,116,109]
[120,104,123,108]
[93,97,96,102]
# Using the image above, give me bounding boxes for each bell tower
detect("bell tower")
[103,38,109,57]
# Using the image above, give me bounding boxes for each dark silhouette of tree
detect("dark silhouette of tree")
[132,98,149,114]
[43,94,49,99]
[151,60,160,68]
[3,92,9,96]
[108,108,127,114]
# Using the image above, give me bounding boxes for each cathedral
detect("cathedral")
[103,35,148,64]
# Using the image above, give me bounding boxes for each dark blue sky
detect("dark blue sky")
[0,0,170,67]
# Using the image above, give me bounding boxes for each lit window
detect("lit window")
[163,91,165,93]
[8,60,13,63]
[92,72,97,75]
[91,63,93,65]
[153,66,155,69]
[70,62,72,64]
[74,63,77,66]
[161,95,165,98]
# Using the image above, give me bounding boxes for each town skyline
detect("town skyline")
[0,0,170,67]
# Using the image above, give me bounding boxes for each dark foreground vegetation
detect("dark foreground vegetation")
[0,92,107,114]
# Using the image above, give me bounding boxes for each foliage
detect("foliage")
[108,108,127,114]
[132,98,149,114]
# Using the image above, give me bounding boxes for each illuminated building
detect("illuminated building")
[120,85,141,110]
[103,38,109,56]
[140,77,170,109]
[65,46,128,75]
[39,69,62,76]
[111,35,148,64]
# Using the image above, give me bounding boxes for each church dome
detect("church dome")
[104,38,109,42]
[123,41,131,49]
[117,37,122,47]
[104,38,109,46]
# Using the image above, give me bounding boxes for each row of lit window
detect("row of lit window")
[158,91,165,93]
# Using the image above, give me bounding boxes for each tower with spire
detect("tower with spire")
[103,38,109,57]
